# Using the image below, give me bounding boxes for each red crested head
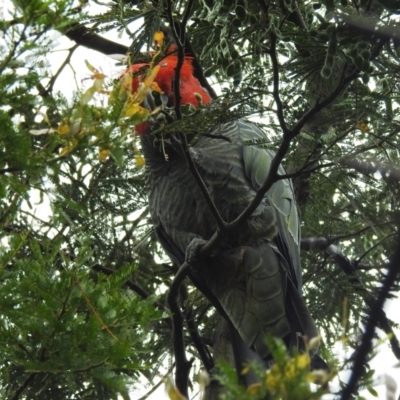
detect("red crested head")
[125,51,212,108]
[123,50,212,135]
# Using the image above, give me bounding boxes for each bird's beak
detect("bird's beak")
[141,90,169,113]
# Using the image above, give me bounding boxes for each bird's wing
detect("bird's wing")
[237,119,301,286]
[189,119,318,356]
[236,119,319,349]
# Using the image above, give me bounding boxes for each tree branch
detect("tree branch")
[270,33,290,136]
[340,224,400,399]
[305,239,400,361]
[91,264,169,315]
[64,23,128,55]
[166,261,193,399]
[165,0,185,120]
[167,3,226,230]
[46,43,79,94]
[291,64,358,137]
[180,284,214,372]
[340,158,400,184]
[276,162,336,180]
[8,373,37,400]
[357,233,397,264]
[301,223,392,251]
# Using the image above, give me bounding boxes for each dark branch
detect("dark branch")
[310,241,400,361]
[357,233,397,263]
[340,224,400,399]
[183,40,217,99]
[65,24,128,55]
[340,158,400,184]
[166,261,193,399]
[9,373,37,400]
[301,224,392,251]
[0,167,21,174]
[180,284,214,372]
[91,264,169,314]
[302,232,400,360]
[165,1,185,121]
[276,162,336,181]
[292,64,358,137]
[164,4,223,394]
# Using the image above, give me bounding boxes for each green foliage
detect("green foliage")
[0,234,159,399]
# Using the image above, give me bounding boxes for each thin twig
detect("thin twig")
[46,43,79,94]
[276,162,336,180]
[91,264,169,314]
[292,65,358,137]
[74,276,118,341]
[178,135,227,230]
[0,26,27,75]
[270,34,290,136]
[137,374,168,400]
[306,124,358,166]
[165,0,184,120]
[357,233,397,264]
[181,0,195,39]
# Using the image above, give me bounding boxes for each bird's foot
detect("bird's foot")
[185,238,207,270]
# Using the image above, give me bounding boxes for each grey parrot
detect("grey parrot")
[128,48,321,379]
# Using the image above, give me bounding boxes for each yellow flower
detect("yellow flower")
[295,354,310,370]
[154,30,164,46]
[99,148,110,162]
[135,155,145,168]
[58,122,70,136]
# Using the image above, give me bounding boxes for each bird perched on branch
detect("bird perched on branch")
[124,41,322,383]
